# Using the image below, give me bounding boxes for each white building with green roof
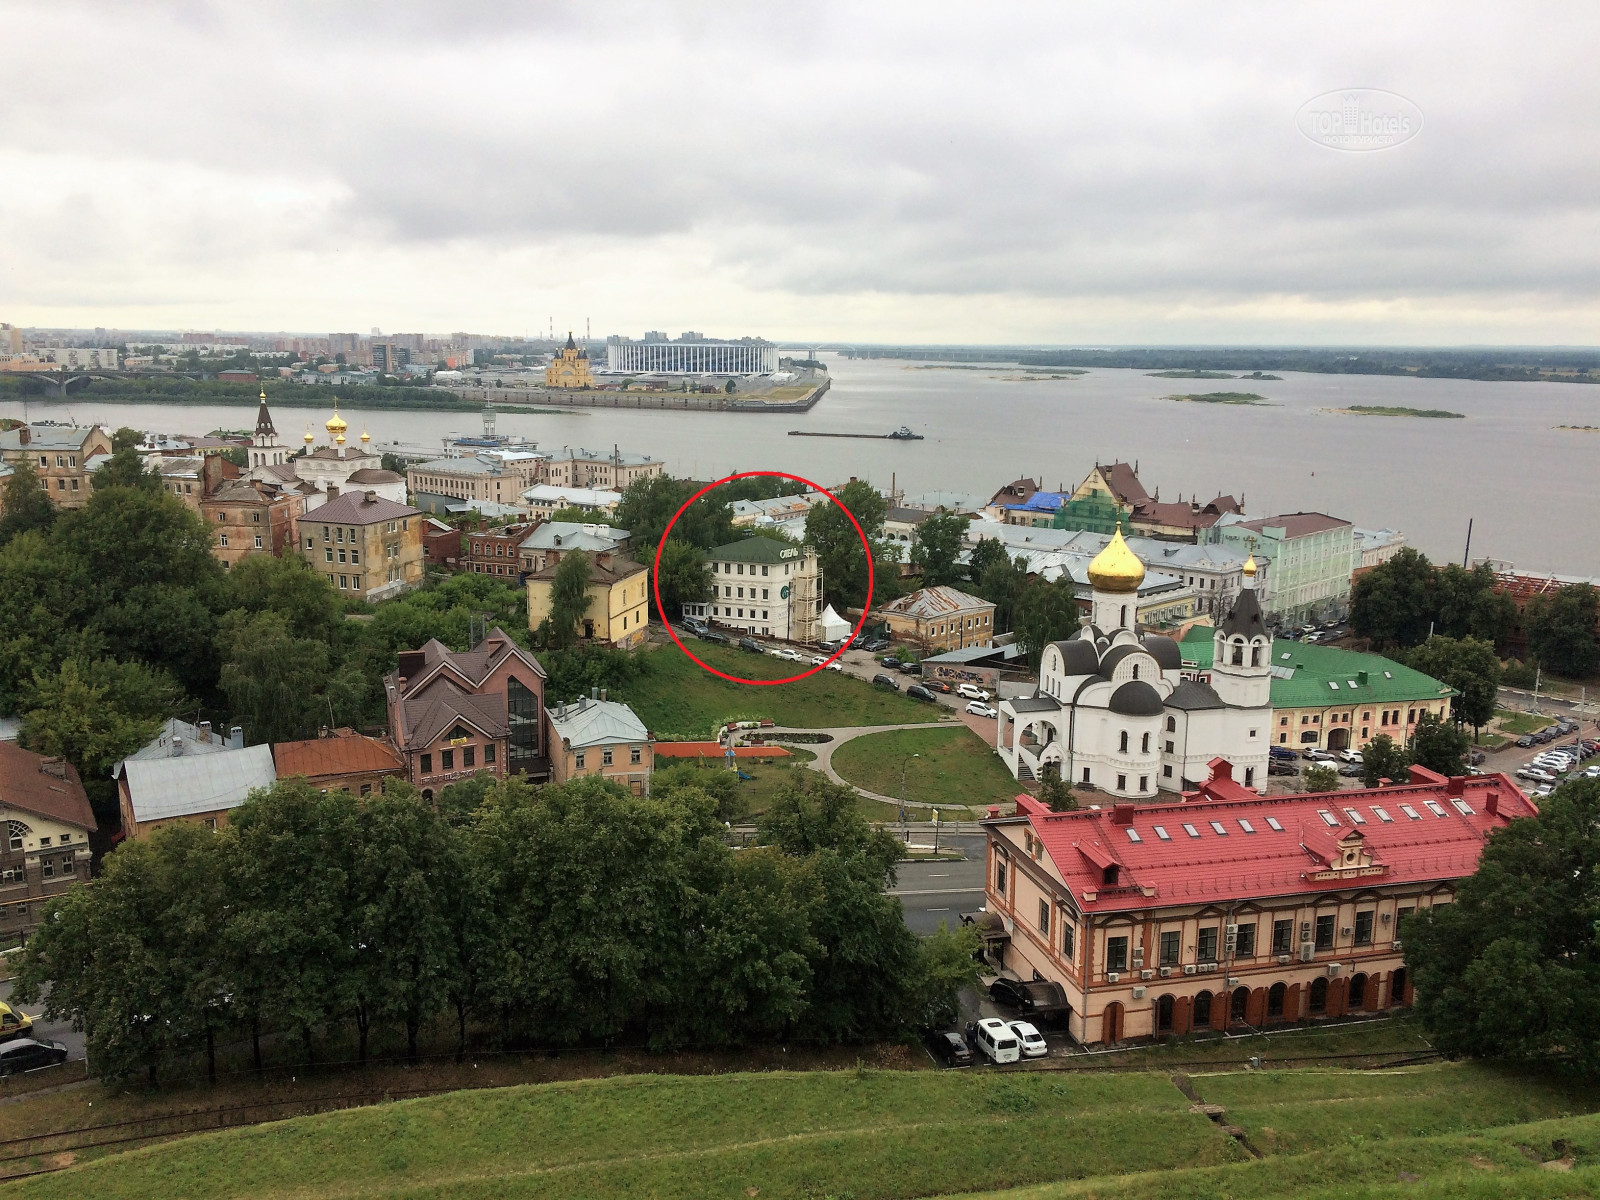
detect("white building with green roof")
[1178,628,1456,754]
[695,535,823,643]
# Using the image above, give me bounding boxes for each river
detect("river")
[6,358,1598,574]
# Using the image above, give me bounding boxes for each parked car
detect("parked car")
[926,1029,973,1067]
[923,680,954,694]
[0,1038,67,1075]
[1303,749,1336,762]
[810,655,828,665]
[738,637,762,653]
[1338,749,1363,764]
[872,673,900,690]
[897,660,922,674]
[825,661,845,672]
[777,648,804,662]
[965,701,999,719]
[1517,767,1558,783]
[0,1003,33,1045]
[1337,764,1364,778]
[906,684,937,703]
[969,1018,1021,1065]
[988,977,1071,1018]
[699,630,730,644]
[957,683,991,702]
[1468,751,1486,766]
[681,617,709,635]
[1268,760,1298,776]
[1009,1020,1049,1059]
[1516,736,1535,748]
[881,656,903,669]
[1269,745,1297,761]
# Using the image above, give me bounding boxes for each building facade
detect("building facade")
[273,729,407,796]
[703,535,823,643]
[201,479,306,568]
[545,696,654,792]
[542,447,665,491]
[465,520,538,580]
[981,761,1536,1045]
[526,553,650,649]
[116,744,278,839]
[1210,513,1354,625]
[879,586,996,652]
[516,521,631,574]
[409,455,538,514]
[605,335,775,375]
[0,424,113,509]
[0,742,97,937]
[297,490,425,602]
[521,484,622,521]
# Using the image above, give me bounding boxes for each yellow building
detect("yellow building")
[527,552,650,649]
[545,333,595,389]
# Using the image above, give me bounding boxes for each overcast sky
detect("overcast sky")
[3,1,1598,343]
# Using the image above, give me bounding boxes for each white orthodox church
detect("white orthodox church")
[245,393,406,505]
[996,529,1272,796]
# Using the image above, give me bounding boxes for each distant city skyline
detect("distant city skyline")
[3,2,1598,345]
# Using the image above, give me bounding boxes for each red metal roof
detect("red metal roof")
[655,742,792,760]
[1004,764,1536,913]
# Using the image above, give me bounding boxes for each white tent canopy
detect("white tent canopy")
[819,604,851,643]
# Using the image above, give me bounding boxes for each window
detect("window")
[1139,776,1148,792]
[462,746,476,768]
[994,855,1007,896]
[1038,900,1050,934]
[1425,800,1448,818]
[1236,923,1256,956]
[1238,819,1255,833]
[1182,823,1200,838]
[1268,981,1286,1017]
[575,752,586,769]
[1082,768,1091,784]
[1273,918,1294,954]
[1119,731,1129,753]
[1160,930,1180,966]
[484,743,496,764]
[1116,773,1127,790]
[1198,927,1218,962]
[1209,820,1227,835]
[420,753,433,774]
[506,677,540,773]
[38,837,50,848]
[1125,827,1141,843]
[1062,922,1075,960]
[254,535,263,548]
[1153,825,1170,840]
[1141,732,1150,753]
[1372,806,1393,822]
[41,861,52,879]
[1318,810,1339,827]
[1400,804,1422,820]
[1396,906,1414,937]
[1343,808,1366,825]
[1315,914,1335,950]
[1106,936,1129,973]
[1167,716,1176,732]
[441,749,454,770]
[220,534,229,547]
[630,746,641,764]
[360,784,372,797]
[1354,911,1374,945]
[602,748,614,766]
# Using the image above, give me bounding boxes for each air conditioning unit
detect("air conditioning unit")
[1392,939,1403,951]
[1183,964,1197,976]
[1132,986,1147,1000]
[1140,969,1154,981]
[1132,949,1145,964]
[1107,972,1120,984]
[1203,962,1219,973]
[1225,923,1239,935]
[1223,934,1237,954]
[1277,954,1291,965]
[1326,963,1342,977]
[1341,927,1353,937]
[1226,976,1241,987]
[1159,967,1173,978]
[1299,944,1315,963]
[1300,921,1312,941]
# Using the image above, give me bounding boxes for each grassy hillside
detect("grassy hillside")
[11,1061,1600,1200]
[833,725,1023,811]
[619,641,944,739]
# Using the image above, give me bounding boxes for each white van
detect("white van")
[957,684,991,702]
[973,1017,1021,1064]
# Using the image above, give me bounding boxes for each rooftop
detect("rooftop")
[1180,633,1456,708]
[122,718,244,762]
[707,535,805,565]
[521,484,624,507]
[118,744,277,823]
[412,455,512,477]
[0,424,102,452]
[274,730,405,780]
[1234,512,1352,539]
[0,742,97,831]
[547,697,650,749]
[882,586,992,619]
[519,521,630,552]
[310,490,420,526]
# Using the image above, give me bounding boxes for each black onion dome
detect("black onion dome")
[1109,680,1165,717]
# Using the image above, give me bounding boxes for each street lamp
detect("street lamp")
[899,752,919,840]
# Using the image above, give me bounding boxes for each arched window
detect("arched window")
[1231,987,1249,1022]
[1166,716,1176,733]
[1267,981,1286,1018]
[1193,990,1212,1028]
[1348,973,1367,1008]
[1141,732,1150,754]
[1120,605,1128,627]
[1251,644,1262,667]
[1132,664,1140,680]
[1119,730,1129,753]
[1309,976,1328,1014]
[6,821,29,852]
[1230,638,1244,666]
[1156,993,1175,1032]
[1391,968,1408,1006]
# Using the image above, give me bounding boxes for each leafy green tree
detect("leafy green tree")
[1037,761,1078,811]
[1350,547,1436,648]
[0,459,57,546]
[757,772,903,885]
[1524,583,1600,678]
[109,426,142,453]
[1361,733,1411,787]
[538,642,647,704]
[805,479,888,610]
[978,554,1030,634]
[652,537,713,622]
[56,483,220,600]
[653,761,750,823]
[911,922,983,1028]
[1301,763,1340,793]
[1404,635,1501,738]
[908,512,968,588]
[1406,779,1600,1075]
[90,440,162,493]
[1434,562,1517,647]
[965,536,1010,586]
[544,549,594,650]
[546,505,594,523]
[222,553,345,642]
[613,474,733,554]
[218,610,367,743]
[1014,575,1081,667]
[1409,711,1471,777]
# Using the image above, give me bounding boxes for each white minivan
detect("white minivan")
[973,1018,1021,1064]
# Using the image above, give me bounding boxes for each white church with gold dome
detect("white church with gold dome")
[246,396,406,505]
[996,529,1273,796]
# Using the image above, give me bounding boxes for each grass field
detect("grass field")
[833,726,1023,811]
[1495,708,1555,736]
[618,642,943,739]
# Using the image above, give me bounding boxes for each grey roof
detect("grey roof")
[551,445,657,467]
[1219,586,1267,641]
[1108,680,1165,717]
[413,454,509,477]
[0,425,101,452]
[1097,644,1145,675]
[1140,636,1183,671]
[122,718,241,763]
[1051,639,1101,675]
[1166,679,1227,711]
[118,744,277,822]
[312,490,420,525]
[1009,696,1062,713]
[924,644,1019,664]
[881,586,991,619]
[547,698,649,749]
[519,521,630,553]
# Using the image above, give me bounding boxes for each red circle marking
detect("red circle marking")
[652,471,875,686]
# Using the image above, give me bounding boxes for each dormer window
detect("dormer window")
[1102,864,1119,887]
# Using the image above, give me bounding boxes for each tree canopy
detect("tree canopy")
[908,512,968,588]
[1404,635,1501,735]
[1524,583,1600,678]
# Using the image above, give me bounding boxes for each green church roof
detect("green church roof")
[707,535,803,564]
[1181,636,1457,709]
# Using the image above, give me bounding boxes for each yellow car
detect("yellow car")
[0,1002,33,1043]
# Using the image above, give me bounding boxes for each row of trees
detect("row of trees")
[15,772,978,1083]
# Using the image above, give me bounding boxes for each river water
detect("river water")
[6,358,1599,574]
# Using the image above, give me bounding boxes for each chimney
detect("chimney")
[986,805,1001,819]
[328,485,339,499]
[365,490,377,503]
[1446,776,1466,797]
[591,686,599,701]
[1357,671,1369,685]
[171,736,185,756]
[396,650,426,683]
[229,725,243,748]
[17,427,29,446]
[199,720,212,743]
[600,688,608,702]
[38,757,66,778]
[1485,790,1500,815]
[1112,803,1134,826]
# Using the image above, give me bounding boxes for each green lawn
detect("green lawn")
[618,642,943,739]
[1495,709,1555,736]
[832,726,1024,812]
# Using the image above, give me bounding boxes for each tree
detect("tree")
[1350,547,1436,648]
[1434,562,1516,646]
[1406,779,1600,1076]
[217,610,367,743]
[0,459,56,546]
[1037,762,1077,811]
[908,512,968,588]
[91,441,162,493]
[653,761,749,823]
[546,506,594,523]
[1404,635,1501,738]
[1014,576,1081,667]
[1361,733,1411,787]
[544,549,594,650]
[1409,711,1470,777]
[613,474,733,554]
[652,538,713,622]
[222,552,346,643]
[1301,763,1340,793]
[757,772,903,886]
[1524,583,1600,678]
[978,554,1030,634]
[965,536,1010,587]
[805,479,888,610]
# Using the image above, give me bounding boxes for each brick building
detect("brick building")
[545,695,654,793]
[0,424,113,509]
[298,490,425,602]
[273,729,406,797]
[0,742,97,937]
[201,478,307,568]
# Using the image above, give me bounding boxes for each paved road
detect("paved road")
[0,980,84,1063]
[889,833,987,934]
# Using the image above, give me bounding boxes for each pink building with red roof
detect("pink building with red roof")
[979,758,1537,1045]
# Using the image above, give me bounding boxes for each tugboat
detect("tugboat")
[887,425,924,440]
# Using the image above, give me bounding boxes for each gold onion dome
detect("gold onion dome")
[360,428,370,444]
[1243,554,1258,577]
[303,426,315,445]
[1087,527,1146,594]
[325,405,348,438]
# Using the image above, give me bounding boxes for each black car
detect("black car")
[988,977,1071,1019]
[1516,735,1535,748]
[0,1038,67,1075]
[1468,751,1486,766]
[699,629,730,644]
[926,1030,972,1067]
[872,673,900,691]
[898,661,922,675]
[881,656,903,669]
[906,684,936,703]
[1268,760,1298,776]
[738,637,762,653]
[1337,764,1363,777]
